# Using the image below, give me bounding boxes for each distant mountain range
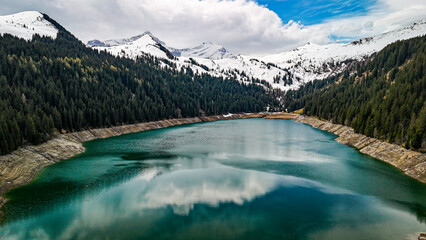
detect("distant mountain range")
[87,32,235,61]
[1,11,426,91]
[86,20,426,91]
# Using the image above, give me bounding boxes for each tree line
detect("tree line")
[0,30,278,155]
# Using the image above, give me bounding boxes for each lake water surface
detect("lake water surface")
[1,119,425,240]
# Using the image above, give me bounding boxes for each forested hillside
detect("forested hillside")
[284,36,426,151]
[0,29,277,155]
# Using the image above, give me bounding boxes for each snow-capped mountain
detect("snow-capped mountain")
[89,32,174,60]
[89,35,233,60]
[0,11,58,40]
[260,20,426,87]
[170,42,235,60]
[88,19,426,91]
[88,31,166,48]
[2,11,424,91]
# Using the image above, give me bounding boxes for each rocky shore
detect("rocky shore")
[293,115,426,183]
[0,113,425,213]
[0,115,246,211]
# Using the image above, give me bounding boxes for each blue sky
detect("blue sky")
[256,0,377,25]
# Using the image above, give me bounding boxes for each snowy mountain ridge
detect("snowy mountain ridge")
[170,42,235,60]
[89,34,234,60]
[0,11,425,91]
[88,31,166,47]
[90,32,174,60]
[0,11,58,40]
[88,19,426,90]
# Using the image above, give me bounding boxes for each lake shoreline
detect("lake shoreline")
[0,112,425,213]
[293,115,426,184]
[0,114,267,212]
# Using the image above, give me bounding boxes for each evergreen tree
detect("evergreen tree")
[283,36,426,151]
[0,30,278,155]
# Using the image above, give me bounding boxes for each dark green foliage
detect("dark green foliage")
[0,32,277,155]
[284,36,426,151]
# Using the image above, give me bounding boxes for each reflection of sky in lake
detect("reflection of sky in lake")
[1,119,425,240]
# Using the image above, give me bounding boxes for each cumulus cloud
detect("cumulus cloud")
[0,0,425,55]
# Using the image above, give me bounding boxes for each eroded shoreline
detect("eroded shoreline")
[0,113,425,212]
[0,115,242,210]
[293,115,426,183]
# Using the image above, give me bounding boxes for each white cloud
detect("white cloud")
[317,1,426,38]
[0,0,425,55]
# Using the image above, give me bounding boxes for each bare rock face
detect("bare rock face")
[0,136,85,210]
[0,137,85,194]
[295,115,426,183]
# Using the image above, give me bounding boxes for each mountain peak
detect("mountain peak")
[142,31,155,38]
[87,31,165,47]
[302,41,320,48]
[89,32,234,60]
[140,31,166,46]
[89,31,175,60]
[0,11,58,40]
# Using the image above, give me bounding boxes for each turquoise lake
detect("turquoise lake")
[1,119,425,240]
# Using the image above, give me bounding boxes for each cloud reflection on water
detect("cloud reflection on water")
[1,120,425,240]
